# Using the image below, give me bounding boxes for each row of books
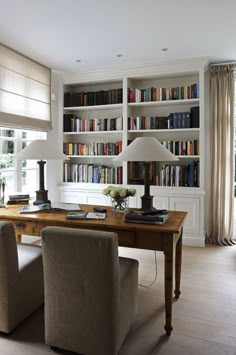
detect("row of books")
[64,108,198,132]
[129,162,199,187]
[63,161,198,187]
[63,141,122,156]
[63,114,123,132]
[64,88,123,107]
[63,163,123,184]
[64,83,199,107]
[128,107,199,130]
[162,140,199,156]
[128,83,199,103]
[156,162,199,187]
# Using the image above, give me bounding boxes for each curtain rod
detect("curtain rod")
[209,61,236,67]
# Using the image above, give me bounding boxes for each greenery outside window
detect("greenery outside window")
[0,127,46,198]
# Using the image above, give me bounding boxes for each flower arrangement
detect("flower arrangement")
[102,186,136,212]
[102,186,136,199]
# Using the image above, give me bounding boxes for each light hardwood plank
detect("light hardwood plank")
[0,244,235,354]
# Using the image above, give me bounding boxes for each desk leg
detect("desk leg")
[175,230,183,299]
[164,235,174,336]
[16,233,22,243]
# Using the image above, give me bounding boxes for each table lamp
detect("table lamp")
[114,137,178,211]
[17,140,68,205]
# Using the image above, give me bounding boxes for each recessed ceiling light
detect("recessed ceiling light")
[161,48,168,52]
[116,54,123,58]
[75,59,82,63]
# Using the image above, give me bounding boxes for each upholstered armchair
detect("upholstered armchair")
[41,226,139,355]
[0,221,44,333]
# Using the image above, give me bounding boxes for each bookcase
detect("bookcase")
[63,80,124,184]
[57,59,207,246]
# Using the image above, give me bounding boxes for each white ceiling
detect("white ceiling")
[1,0,236,74]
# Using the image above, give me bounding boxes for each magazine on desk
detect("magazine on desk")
[19,202,81,213]
[66,212,106,220]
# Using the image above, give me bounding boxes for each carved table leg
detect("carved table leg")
[164,234,174,336]
[175,230,183,299]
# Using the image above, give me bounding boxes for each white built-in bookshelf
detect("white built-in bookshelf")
[57,59,208,246]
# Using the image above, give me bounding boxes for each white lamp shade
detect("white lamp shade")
[17,140,68,160]
[114,137,178,162]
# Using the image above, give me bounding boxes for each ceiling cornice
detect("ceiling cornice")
[57,57,210,85]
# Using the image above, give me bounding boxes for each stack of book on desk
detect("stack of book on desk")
[7,193,30,205]
[125,210,169,225]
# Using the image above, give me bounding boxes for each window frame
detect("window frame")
[0,127,46,195]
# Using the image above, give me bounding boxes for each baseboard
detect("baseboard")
[183,234,205,247]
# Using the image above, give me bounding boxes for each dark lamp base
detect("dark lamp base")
[141,195,157,212]
[33,190,51,205]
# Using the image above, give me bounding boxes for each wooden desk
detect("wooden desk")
[0,204,187,336]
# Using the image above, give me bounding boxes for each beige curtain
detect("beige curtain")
[208,64,236,245]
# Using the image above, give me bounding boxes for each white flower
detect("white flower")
[120,188,128,197]
[102,187,110,195]
[110,189,118,198]
[129,188,136,196]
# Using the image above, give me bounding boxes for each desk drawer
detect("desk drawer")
[13,220,136,247]
[105,229,135,247]
[13,220,46,236]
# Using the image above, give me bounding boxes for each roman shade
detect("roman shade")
[0,43,52,131]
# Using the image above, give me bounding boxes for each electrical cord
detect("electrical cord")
[138,251,158,289]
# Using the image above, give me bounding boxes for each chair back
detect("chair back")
[0,221,19,300]
[41,226,120,354]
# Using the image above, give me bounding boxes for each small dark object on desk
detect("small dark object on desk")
[93,207,107,213]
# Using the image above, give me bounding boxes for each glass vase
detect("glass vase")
[111,197,129,213]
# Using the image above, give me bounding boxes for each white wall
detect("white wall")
[46,71,64,202]
[204,70,210,237]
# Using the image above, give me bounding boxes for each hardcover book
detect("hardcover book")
[125,210,169,224]
[9,192,30,200]
[125,218,168,225]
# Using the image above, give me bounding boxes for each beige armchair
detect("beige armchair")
[0,221,44,333]
[41,226,139,355]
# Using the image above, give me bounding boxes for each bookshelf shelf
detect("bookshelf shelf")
[128,128,200,133]
[128,98,199,108]
[176,155,200,159]
[64,103,123,112]
[64,130,123,136]
[66,155,118,158]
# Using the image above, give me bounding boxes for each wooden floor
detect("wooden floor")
[0,241,236,355]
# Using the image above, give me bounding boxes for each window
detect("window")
[0,127,46,199]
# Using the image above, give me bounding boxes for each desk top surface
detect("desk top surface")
[0,204,187,234]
